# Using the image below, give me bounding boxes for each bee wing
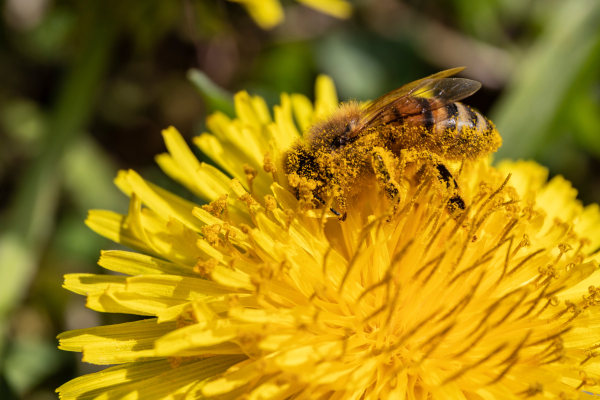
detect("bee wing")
[357,69,481,131]
[362,67,465,115]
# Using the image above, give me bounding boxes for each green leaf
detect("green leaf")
[3,338,65,395]
[0,236,35,318]
[187,69,235,117]
[62,135,126,213]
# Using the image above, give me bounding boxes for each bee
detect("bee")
[283,68,502,221]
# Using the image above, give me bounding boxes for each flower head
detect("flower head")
[58,76,600,399]
[228,0,352,30]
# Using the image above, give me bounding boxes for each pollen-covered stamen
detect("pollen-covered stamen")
[283,209,295,232]
[230,179,263,225]
[560,301,584,327]
[263,194,277,213]
[511,233,531,257]
[576,371,597,391]
[243,164,258,195]
[570,237,592,265]
[201,224,222,247]
[194,258,219,277]
[202,194,231,222]
[263,152,278,183]
[580,350,598,366]
[532,264,559,289]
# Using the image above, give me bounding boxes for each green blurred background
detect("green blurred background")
[0,0,599,398]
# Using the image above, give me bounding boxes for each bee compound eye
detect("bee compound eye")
[331,136,342,149]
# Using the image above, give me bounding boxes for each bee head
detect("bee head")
[305,101,362,152]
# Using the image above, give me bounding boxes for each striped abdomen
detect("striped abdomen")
[391,102,502,160]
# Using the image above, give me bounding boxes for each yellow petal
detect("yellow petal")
[58,319,176,364]
[85,209,158,257]
[271,93,301,151]
[98,250,196,277]
[246,374,299,400]
[154,153,196,195]
[124,274,237,300]
[57,355,246,400]
[291,93,314,134]
[63,274,126,296]
[537,175,582,234]
[296,0,352,19]
[250,94,272,125]
[193,134,248,185]
[160,126,235,202]
[202,359,261,396]
[154,319,243,355]
[547,259,599,295]
[156,303,189,323]
[119,169,204,232]
[92,197,204,267]
[228,0,284,29]
[575,203,600,253]
[85,287,187,316]
[211,265,255,291]
[56,360,175,400]
[496,159,548,203]
[314,74,338,119]
[234,91,262,132]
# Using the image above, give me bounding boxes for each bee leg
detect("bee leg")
[371,148,402,217]
[435,163,466,215]
[313,194,344,218]
[334,192,348,222]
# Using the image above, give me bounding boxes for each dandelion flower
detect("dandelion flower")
[227,0,352,29]
[58,76,600,399]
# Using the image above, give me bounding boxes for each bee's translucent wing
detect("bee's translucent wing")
[357,68,481,131]
[362,68,465,116]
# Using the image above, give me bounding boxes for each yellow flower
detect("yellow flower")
[57,76,600,400]
[227,0,352,29]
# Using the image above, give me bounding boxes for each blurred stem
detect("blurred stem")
[0,3,117,319]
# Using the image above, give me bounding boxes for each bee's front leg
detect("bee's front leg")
[371,147,402,217]
[313,183,347,222]
[335,192,348,221]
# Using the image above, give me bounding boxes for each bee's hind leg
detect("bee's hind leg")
[371,147,402,218]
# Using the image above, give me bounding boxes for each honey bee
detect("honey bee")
[283,68,502,221]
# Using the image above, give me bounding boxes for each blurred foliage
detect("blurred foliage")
[0,0,600,398]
